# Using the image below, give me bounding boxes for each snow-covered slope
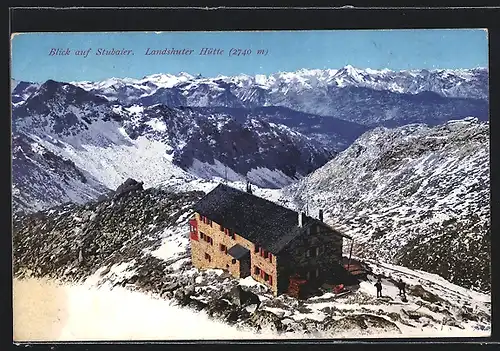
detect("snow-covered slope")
[282,117,490,292]
[12,184,490,339]
[67,66,488,127]
[12,65,489,212]
[73,66,488,102]
[12,80,340,212]
[16,67,488,129]
[11,79,41,107]
[12,132,110,214]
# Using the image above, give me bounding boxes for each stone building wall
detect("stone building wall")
[190,213,241,277]
[276,222,344,294]
[190,212,279,295]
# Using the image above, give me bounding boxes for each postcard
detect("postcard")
[11,29,490,341]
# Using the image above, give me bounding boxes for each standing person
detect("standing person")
[375,277,383,298]
[398,278,406,299]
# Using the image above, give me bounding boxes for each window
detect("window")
[254,243,260,253]
[220,224,224,231]
[220,244,227,252]
[264,273,269,282]
[232,259,236,264]
[208,219,212,227]
[264,250,269,259]
[198,214,203,221]
[254,266,261,275]
[269,253,273,263]
[226,264,229,269]
[201,233,213,245]
[306,247,318,258]
[205,253,211,262]
[269,276,273,285]
[225,228,235,239]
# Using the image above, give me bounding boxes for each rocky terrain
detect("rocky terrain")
[11,79,342,213]
[282,118,490,292]
[11,66,491,337]
[11,66,489,214]
[13,178,491,338]
[12,132,109,214]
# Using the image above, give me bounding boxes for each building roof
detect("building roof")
[227,244,250,260]
[193,183,351,254]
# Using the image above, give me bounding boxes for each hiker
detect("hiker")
[397,278,406,299]
[375,278,383,298]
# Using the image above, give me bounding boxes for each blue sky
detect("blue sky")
[11,29,488,82]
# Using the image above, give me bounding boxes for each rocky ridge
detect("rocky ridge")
[13,179,490,337]
[282,118,490,292]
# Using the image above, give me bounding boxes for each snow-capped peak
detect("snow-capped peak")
[60,65,489,106]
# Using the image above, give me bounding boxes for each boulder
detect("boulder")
[324,314,401,334]
[408,285,444,304]
[223,285,261,307]
[97,194,109,203]
[188,298,208,311]
[114,178,144,199]
[162,281,181,293]
[247,309,284,332]
[207,299,236,319]
[458,307,479,322]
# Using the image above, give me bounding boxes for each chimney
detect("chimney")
[298,211,303,227]
[319,209,324,222]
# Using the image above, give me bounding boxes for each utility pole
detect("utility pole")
[347,239,354,272]
[222,151,228,184]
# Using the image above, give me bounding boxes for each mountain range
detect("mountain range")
[11,66,489,216]
[10,64,491,334]
[281,117,490,291]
